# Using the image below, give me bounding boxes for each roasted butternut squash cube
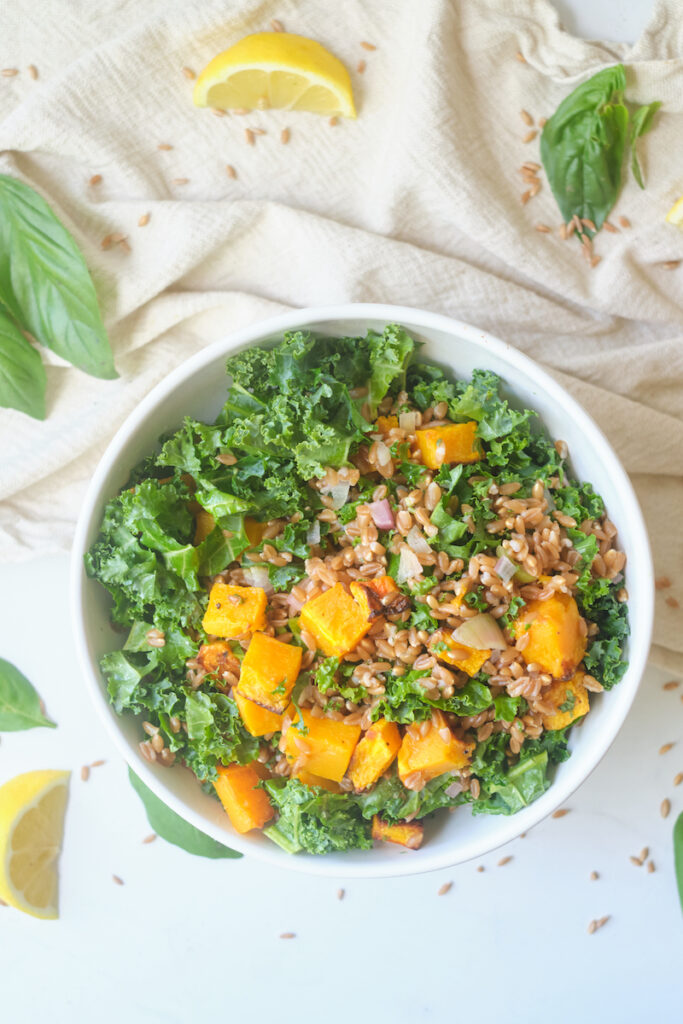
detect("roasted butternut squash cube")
[517,592,586,680]
[299,583,371,657]
[375,414,399,433]
[194,508,216,545]
[398,712,474,786]
[348,718,401,790]
[233,687,289,736]
[197,641,241,684]
[238,632,302,714]
[416,421,479,469]
[541,671,590,731]
[350,575,403,621]
[295,769,342,793]
[284,707,361,782]
[213,763,273,833]
[202,582,267,638]
[371,816,424,849]
[244,517,268,547]
[434,636,491,677]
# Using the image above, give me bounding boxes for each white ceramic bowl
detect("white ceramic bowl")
[71,304,653,877]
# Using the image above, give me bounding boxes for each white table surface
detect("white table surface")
[3,2,682,1023]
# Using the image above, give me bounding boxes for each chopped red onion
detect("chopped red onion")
[368,498,395,530]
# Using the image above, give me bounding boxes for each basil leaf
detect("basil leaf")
[674,812,683,915]
[630,100,661,189]
[0,174,117,379]
[540,65,629,231]
[0,308,46,418]
[128,768,241,859]
[0,657,55,730]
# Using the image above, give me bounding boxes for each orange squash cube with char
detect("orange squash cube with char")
[415,421,480,470]
[398,712,474,787]
[541,671,590,731]
[233,687,289,737]
[349,574,403,621]
[237,632,302,714]
[516,592,586,680]
[433,636,491,677]
[299,583,371,657]
[284,707,361,783]
[197,640,240,680]
[371,816,424,849]
[213,763,273,833]
[202,582,267,638]
[348,718,401,790]
[295,769,342,793]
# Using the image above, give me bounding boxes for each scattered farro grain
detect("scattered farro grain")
[523,129,537,143]
[226,164,237,179]
[89,174,102,186]
[662,260,681,270]
[361,41,377,51]
[138,213,150,227]
[660,798,671,818]
[281,128,290,144]
[655,576,671,589]
[516,51,526,63]
[28,64,38,80]
[357,59,366,74]
[119,239,131,253]
[101,235,114,250]
[80,765,90,782]
[280,932,296,939]
[520,109,533,126]
[659,743,675,755]
[618,215,631,228]
[590,870,599,881]
[142,833,157,844]
[559,223,567,239]
[647,860,655,873]
[581,218,597,231]
[91,759,106,767]
[245,128,255,145]
[250,127,266,135]
[639,847,649,861]
[1,68,19,77]
[476,865,485,872]
[519,833,527,839]
[552,808,570,818]
[233,108,249,115]
[674,772,683,786]
[271,18,284,32]
[603,220,619,233]
[538,116,547,127]
[157,143,173,151]
[172,177,189,185]
[329,116,338,127]
[587,919,597,934]
[591,256,602,268]
[337,888,345,900]
[211,108,227,117]
[665,596,680,609]
[663,680,680,690]
[181,66,196,80]
[535,223,551,233]
[112,875,124,886]
[629,855,643,867]
[521,190,531,205]
[497,855,513,866]
[438,882,453,895]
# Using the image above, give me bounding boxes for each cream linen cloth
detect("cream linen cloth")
[0,0,681,671]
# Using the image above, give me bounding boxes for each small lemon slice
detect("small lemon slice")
[0,770,70,919]
[193,32,355,118]
[666,196,683,226]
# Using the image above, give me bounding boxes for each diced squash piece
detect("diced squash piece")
[416,421,479,470]
[349,574,404,621]
[371,816,424,850]
[295,769,342,793]
[244,517,268,546]
[516,592,586,680]
[238,632,302,714]
[375,414,399,433]
[348,718,401,790]
[213,763,273,833]
[398,712,474,786]
[284,708,361,782]
[233,687,289,736]
[434,636,491,677]
[299,582,371,657]
[541,671,590,731]
[202,582,267,638]
[197,640,240,682]
[194,509,216,545]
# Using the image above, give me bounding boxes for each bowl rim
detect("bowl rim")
[70,302,654,878]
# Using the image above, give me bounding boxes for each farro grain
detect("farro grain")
[89,174,102,185]
[629,855,643,867]
[138,213,150,227]
[91,760,106,767]
[552,808,569,819]
[520,109,533,125]
[438,882,453,895]
[618,216,631,228]
[647,860,655,873]
[674,772,683,786]
[80,765,90,782]
[497,856,513,867]
[181,66,196,80]
[1,68,19,77]
[659,743,674,755]
[271,18,284,31]
[245,129,255,145]
[639,847,649,861]
[280,932,296,939]
[523,130,538,143]
[666,596,680,609]
[280,128,290,144]
[516,51,526,62]
[360,41,377,50]
[590,871,599,881]
[655,576,672,589]
[662,260,681,270]
[337,888,345,899]
[172,178,189,185]
[329,116,338,126]
[357,59,366,73]
[663,680,679,690]
[661,799,671,818]
[142,834,157,844]
[112,875,124,886]
[157,143,173,150]
[28,65,38,79]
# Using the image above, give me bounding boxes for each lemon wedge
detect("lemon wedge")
[0,770,70,919]
[666,196,683,226]
[193,32,355,117]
